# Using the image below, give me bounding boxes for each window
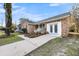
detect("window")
[40,24,42,28]
[54,24,58,33]
[40,24,45,28]
[42,24,45,27]
[50,25,53,33]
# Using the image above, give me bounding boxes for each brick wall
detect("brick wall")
[20,15,73,36]
[61,16,71,37]
[20,20,36,33]
[27,25,36,33]
[20,21,28,29]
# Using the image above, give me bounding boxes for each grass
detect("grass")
[26,37,79,56]
[65,46,79,56]
[26,37,63,56]
[64,40,79,56]
[0,31,5,36]
[0,31,24,46]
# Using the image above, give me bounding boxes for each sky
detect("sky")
[0,3,73,27]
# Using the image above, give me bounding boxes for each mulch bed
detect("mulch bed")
[24,32,48,38]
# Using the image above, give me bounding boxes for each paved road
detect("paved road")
[0,34,57,56]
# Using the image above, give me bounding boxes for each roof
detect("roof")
[20,12,71,25]
[29,12,71,25]
[30,12,70,25]
[19,18,34,23]
[40,12,70,22]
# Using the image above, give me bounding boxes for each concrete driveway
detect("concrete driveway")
[0,34,57,56]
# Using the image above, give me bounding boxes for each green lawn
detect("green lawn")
[0,31,24,46]
[0,31,5,36]
[26,37,79,56]
[26,37,63,56]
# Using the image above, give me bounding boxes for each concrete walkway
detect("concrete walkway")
[0,34,57,56]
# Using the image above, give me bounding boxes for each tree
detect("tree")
[70,3,79,32]
[4,3,12,36]
[10,23,17,33]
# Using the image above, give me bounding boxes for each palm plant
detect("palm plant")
[4,3,12,36]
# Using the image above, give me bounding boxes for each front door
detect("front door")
[50,25,53,33]
[54,24,58,34]
[50,24,58,34]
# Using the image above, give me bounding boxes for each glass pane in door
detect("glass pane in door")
[50,25,53,33]
[54,24,58,33]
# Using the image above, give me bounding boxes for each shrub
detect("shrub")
[69,25,75,32]
[10,24,16,32]
[22,28,27,33]
[0,27,5,31]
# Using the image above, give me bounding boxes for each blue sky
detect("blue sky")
[0,3,73,27]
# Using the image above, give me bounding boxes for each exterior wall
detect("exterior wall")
[61,16,71,37]
[21,22,27,28]
[20,20,36,33]
[20,15,73,36]
[20,20,38,33]
[46,21,61,36]
[27,25,36,33]
[20,21,28,29]
[46,16,72,37]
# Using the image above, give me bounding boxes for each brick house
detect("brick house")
[19,12,74,37]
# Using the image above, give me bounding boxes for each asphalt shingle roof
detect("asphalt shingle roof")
[20,12,71,25]
[29,12,71,25]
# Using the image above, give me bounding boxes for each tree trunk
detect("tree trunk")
[4,3,12,36]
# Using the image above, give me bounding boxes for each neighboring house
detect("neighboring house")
[16,24,21,32]
[19,12,74,37]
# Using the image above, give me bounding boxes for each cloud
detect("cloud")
[12,4,20,9]
[12,4,44,21]
[12,7,26,14]
[12,5,20,9]
[49,3,62,7]
[0,4,2,7]
[0,13,5,27]
[0,4,5,13]
[13,10,44,22]
[24,13,44,22]
[0,8,5,13]
[0,4,44,25]
[12,5,44,22]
